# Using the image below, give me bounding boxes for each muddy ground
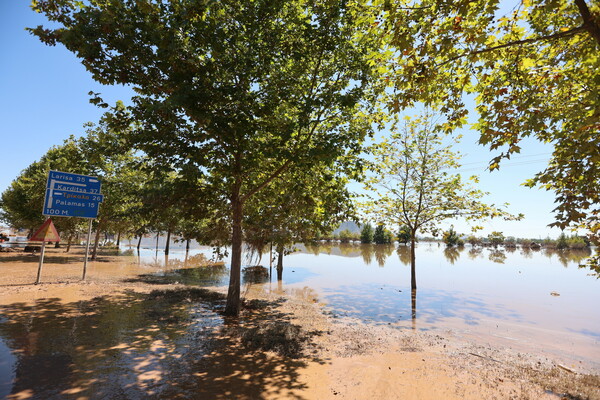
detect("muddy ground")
[0,247,599,399]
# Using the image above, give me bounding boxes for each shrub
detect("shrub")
[556,233,568,250]
[360,223,374,244]
[567,235,587,249]
[374,224,392,244]
[488,231,505,247]
[504,236,517,248]
[467,235,481,246]
[397,225,411,244]
[542,236,557,248]
[339,229,354,243]
[443,227,460,246]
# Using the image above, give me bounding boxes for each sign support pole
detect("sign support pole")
[35,241,47,284]
[82,219,93,281]
[35,217,50,284]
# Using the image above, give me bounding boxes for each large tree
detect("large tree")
[31,0,381,315]
[362,113,520,290]
[76,118,147,259]
[377,0,599,240]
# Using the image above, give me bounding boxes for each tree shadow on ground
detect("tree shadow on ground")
[0,288,322,399]
[124,265,230,287]
[0,254,81,264]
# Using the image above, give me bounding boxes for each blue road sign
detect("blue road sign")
[43,170,103,219]
[47,170,101,193]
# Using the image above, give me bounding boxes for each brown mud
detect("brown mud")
[0,247,599,399]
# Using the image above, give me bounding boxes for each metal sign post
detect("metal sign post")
[82,220,93,281]
[42,170,104,282]
[35,241,47,285]
[31,217,60,284]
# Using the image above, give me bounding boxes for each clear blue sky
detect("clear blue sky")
[1,1,564,239]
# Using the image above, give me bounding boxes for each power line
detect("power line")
[458,152,551,167]
[452,158,549,173]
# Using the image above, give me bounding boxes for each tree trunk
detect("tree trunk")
[276,244,284,281]
[165,230,171,255]
[91,222,103,260]
[225,195,243,316]
[66,235,72,253]
[410,233,417,290]
[186,238,190,252]
[269,242,273,279]
[116,231,121,248]
[155,232,159,251]
[411,288,417,330]
[137,235,142,251]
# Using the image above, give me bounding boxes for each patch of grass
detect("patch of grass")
[239,321,306,358]
[147,287,226,303]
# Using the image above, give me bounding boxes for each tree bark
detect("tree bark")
[225,193,243,316]
[91,222,103,260]
[116,231,121,248]
[410,233,417,290]
[137,235,142,251]
[165,230,171,255]
[574,0,600,45]
[66,235,72,253]
[186,238,190,252]
[276,245,284,281]
[411,289,417,330]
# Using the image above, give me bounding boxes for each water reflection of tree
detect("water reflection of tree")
[488,249,507,264]
[361,244,374,265]
[543,248,592,267]
[304,243,333,256]
[373,244,394,267]
[443,246,461,265]
[519,247,535,259]
[467,247,483,260]
[338,244,361,257]
[396,245,411,266]
[504,245,517,254]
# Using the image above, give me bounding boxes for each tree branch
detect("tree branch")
[240,160,293,204]
[574,0,600,45]
[437,25,588,67]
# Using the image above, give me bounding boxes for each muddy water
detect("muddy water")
[0,242,599,398]
[0,288,226,399]
[279,243,600,369]
[130,243,600,369]
[132,242,600,369]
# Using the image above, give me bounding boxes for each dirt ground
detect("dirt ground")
[0,247,599,400]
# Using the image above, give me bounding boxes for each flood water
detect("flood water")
[131,241,600,368]
[0,241,599,398]
[281,243,600,367]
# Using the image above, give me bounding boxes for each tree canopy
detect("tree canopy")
[377,0,599,239]
[362,112,520,289]
[30,0,382,315]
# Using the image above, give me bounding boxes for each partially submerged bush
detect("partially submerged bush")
[242,266,269,283]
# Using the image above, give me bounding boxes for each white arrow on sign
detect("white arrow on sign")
[46,179,87,208]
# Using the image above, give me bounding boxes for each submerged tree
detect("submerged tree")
[30,0,383,315]
[373,224,392,244]
[360,223,374,244]
[396,225,411,245]
[244,165,354,281]
[363,113,521,290]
